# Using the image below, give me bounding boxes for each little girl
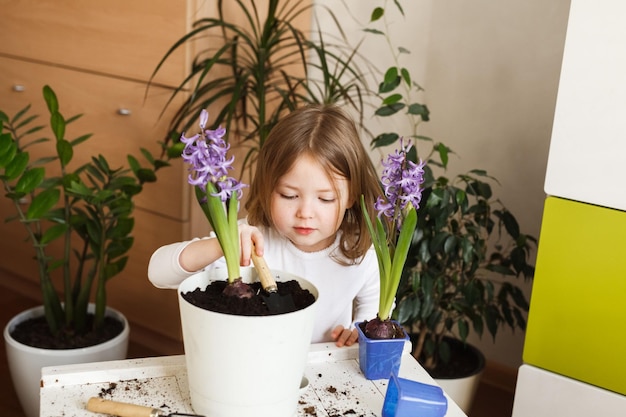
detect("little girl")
[148,104,382,346]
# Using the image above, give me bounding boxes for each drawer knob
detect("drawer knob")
[12,84,25,92]
[117,108,132,116]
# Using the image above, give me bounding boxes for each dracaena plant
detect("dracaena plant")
[180,109,252,298]
[0,86,161,345]
[149,0,369,179]
[365,0,536,374]
[360,139,425,339]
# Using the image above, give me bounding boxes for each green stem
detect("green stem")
[198,185,241,282]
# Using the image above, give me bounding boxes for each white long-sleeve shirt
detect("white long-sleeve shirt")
[148,226,380,343]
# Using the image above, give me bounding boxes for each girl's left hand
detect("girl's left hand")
[331,325,358,347]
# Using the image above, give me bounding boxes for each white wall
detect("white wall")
[315,0,571,369]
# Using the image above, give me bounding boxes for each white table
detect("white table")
[40,342,467,417]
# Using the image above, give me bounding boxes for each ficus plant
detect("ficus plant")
[364,1,536,374]
[0,86,163,346]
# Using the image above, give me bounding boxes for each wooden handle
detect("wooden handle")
[250,249,277,292]
[86,397,162,417]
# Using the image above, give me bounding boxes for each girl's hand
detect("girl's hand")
[238,224,264,266]
[331,325,358,347]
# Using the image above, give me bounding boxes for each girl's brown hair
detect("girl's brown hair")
[246,104,381,264]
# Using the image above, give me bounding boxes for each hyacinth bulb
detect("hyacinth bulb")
[364,317,405,340]
[222,278,254,299]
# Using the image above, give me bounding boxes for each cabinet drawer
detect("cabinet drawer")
[0,0,194,86]
[0,55,188,220]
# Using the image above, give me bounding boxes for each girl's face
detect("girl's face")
[270,154,352,252]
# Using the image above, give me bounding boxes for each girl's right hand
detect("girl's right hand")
[238,223,264,267]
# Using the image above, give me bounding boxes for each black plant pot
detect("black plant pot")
[411,335,485,379]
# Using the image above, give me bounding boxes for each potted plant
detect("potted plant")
[0,86,162,417]
[175,110,318,417]
[365,2,536,411]
[148,0,368,177]
[356,139,425,380]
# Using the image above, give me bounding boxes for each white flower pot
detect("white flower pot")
[434,341,485,413]
[435,371,483,413]
[178,268,318,417]
[3,305,129,417]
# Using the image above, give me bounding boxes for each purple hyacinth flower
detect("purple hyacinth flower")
[181,111,246,202]
[374,138,425,229]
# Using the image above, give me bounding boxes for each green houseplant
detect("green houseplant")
[364,0,536,377]
[0,85,161,346]
[149,0,368,177]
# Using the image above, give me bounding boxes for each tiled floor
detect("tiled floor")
[1,286,514,417]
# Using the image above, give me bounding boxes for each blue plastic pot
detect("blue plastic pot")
[382,373,448,417]
[355,321,409,380]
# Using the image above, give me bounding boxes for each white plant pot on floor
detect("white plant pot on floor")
[3,305,129,417]
[178,268,318,417]
[435,342,485,413]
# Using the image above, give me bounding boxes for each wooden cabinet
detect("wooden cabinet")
[1,0,188,85]
[0,1,213,353]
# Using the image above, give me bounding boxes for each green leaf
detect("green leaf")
[109,217,134,239]
[107,238,134,259]
[393,0,405,16]
[371,133,399,148]
[4,151,29,180]
[43,85,58,114]
[397,295,420,324]
[382,94,403,105]
[371,7,384,22]
[70,133,92,146]
[485,306,499,340]
[127,155,140,174]
[383,67,398,85]
[136,168,157,183]
[375,102,404,117]
[500,209,520,238]
[0,133,17,167]
[378,74,401,94]
[443,235,456,255]
[457,319,469,341]
[56,139,73,167]
[510,285,529,310]
[400,67,411,85]
[408,103,430,121]
[363,28,384,36]
[472,315,484,336]
[15,167,45,194]
[27,189,60,219]
[103,257,129,280]
[50,112,65,142]
[41,223,68,244]
[436,143,449,168]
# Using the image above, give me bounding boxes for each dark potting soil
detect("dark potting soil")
[182,279,315,316]
[10,315,124,350]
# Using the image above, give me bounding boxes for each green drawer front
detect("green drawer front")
[524,197,626,395]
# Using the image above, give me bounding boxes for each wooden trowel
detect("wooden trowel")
[86,397,203,417]
[250,249,296,314]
